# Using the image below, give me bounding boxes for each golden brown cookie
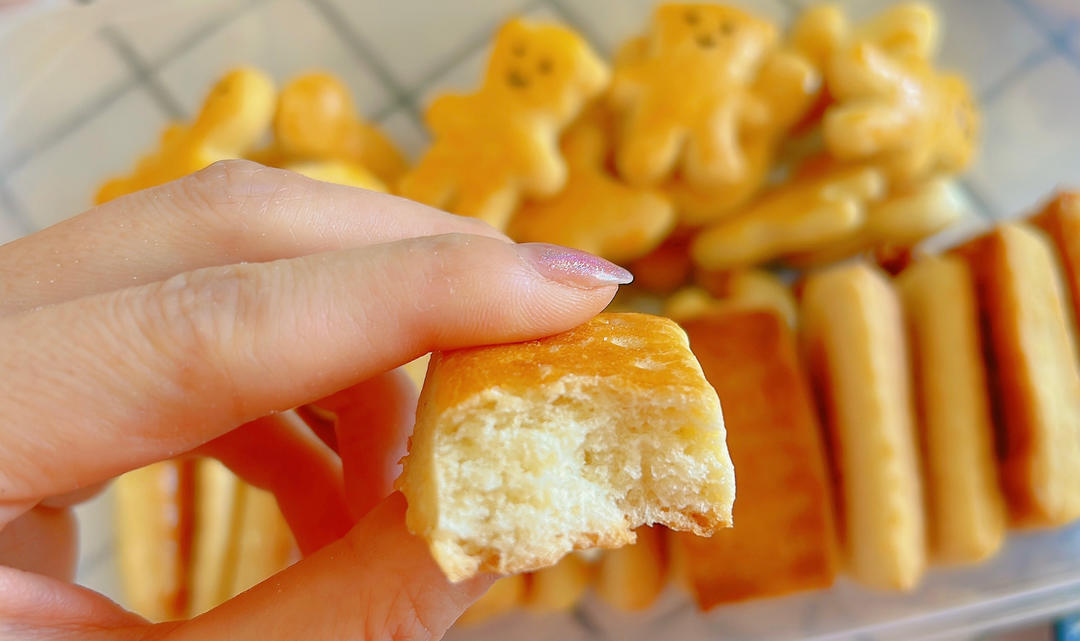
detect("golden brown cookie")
[507,105,675,263]
[96,68,275,203]
[800,262,925,590]
[399,19,608,229]
[954,223,1080,528]
[674,310,837,608]
[896,256,1006,563]
[1031,191,1080,331]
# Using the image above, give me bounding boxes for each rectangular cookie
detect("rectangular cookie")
[896,256,1006,563]
[673,310,837,608]
[800,262,926,590]
[1031,191,1080,331]
[954,222,1080,527]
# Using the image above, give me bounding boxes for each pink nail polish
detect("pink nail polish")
[515,242,633,288]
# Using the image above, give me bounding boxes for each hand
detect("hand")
[0,160,628,640]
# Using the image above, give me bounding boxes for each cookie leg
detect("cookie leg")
[824,102,910,160]
[616,114,684,187]
[684,106,746,187]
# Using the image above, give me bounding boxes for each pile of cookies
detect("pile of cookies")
[102,0,1080,629]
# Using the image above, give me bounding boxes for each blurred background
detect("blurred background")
[1,1,1079,639]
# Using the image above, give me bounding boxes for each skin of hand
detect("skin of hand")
[0,160,630,640]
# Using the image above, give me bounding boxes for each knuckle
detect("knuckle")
[146,265,268,414]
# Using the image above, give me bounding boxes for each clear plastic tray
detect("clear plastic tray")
[2,1,1079,639]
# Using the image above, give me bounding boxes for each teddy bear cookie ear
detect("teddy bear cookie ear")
[191,67,276,155]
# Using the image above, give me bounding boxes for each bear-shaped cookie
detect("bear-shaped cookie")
[398,19,608,230]
[507,105,675,264]
[96,67,275,203]
[268,72,407,186]
[609,4,780,189]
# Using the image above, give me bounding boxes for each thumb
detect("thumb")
[165,493,493,641]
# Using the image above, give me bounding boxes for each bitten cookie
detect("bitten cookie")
[398,313,734,582]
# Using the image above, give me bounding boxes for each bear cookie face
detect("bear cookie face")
[651,4,778,82]
[484,19,610,123]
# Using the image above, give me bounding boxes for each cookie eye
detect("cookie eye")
[685,9,700,25]
[538,58,553,74]
[512,42,526,57]
[696,33,716,48]
[720,21,736,35]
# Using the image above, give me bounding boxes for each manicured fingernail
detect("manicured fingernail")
[515,243,633,288]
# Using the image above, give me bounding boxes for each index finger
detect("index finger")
[0,160,507,314]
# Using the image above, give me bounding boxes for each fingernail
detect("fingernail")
[515,242,633,288]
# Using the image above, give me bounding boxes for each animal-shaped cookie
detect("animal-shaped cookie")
[398,19,608,230]
[96,67,275,203]
[786,176,967,267]
[507,106,675,264]
[268,72,407,186]
[609,4,780,189]
[664,46,821,225]
[791,3,977,186]
[691,160,885,271]
[825,44,978,185]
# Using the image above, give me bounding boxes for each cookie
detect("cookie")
[609,4,781,189]
[284,159,387,192]
[270,71,407,186]
[399,19,608,230]
[824,29,977,185]
[800,262,925,590]
[113,460,194,621]
[896,256,1006,563]
[96,68,276,203]
[1031,191,1080,332]
[662,46,821,225]
[507,105,675,263]
[457,575,526,626]
[786,176,967,267]
[188,458,243,617]
[954,223,1080,528]
[674,310,837,608]
[690,162,885,271]
[665,268,797,327]
[524,553,593,612]
[594,526,667,612]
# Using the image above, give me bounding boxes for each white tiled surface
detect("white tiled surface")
[967,53,1080,218]
[561,0,791,54]
[0,23,130,168]
[155,0,393,119]
[1,1,1079,640]
[0,197,22,246]
[324,0,529,89]
[109,0,253,65]
[7,88,168,229]
[377,109,430,161]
